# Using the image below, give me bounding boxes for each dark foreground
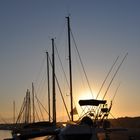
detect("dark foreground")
[1,117,140,140]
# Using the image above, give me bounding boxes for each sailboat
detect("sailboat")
[6,16,127,140]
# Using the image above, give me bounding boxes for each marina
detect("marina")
[0,1,140,140]
[1,16,133,140]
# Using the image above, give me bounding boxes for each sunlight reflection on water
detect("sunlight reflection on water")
[29,136,48,140]
[0,130,12,139]
[0,130,48,140]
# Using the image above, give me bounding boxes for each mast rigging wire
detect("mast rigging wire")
[36,95,45,121]
[112,82,121,103]
[70,29,94,98]
[35,94,53,121]
[95,53,128,120]
[16,97,26,124]
[34,56,46,92]
[54,43,70,89]
[35,107,40,122]
[54,42,79,116]
[48,55,71,120]
[96,55,119,99]
[102,53,128,100]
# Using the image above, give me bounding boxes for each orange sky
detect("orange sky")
[0,0,140,123]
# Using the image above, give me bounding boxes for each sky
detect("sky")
[0,0,140,123]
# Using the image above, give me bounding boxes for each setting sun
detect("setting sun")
[78,90,94,100]
[77,89,103,101]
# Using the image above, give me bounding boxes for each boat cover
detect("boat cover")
[79,99,106,106]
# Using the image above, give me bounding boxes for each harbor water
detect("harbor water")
[0,130,47,140]
[0,130,12,139]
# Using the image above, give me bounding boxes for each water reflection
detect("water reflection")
[0,130,48,140]
[29,136,48,140]
[0,130,12,139]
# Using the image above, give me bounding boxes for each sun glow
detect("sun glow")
[78,90,97,100]
[74,90,98,119]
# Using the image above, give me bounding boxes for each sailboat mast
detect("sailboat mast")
[66,16,73,121]
[25,89,31,124]
[46,51,51,122]
[13,101,15,124]
[32,82,35,123]
[52,38,56,123]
